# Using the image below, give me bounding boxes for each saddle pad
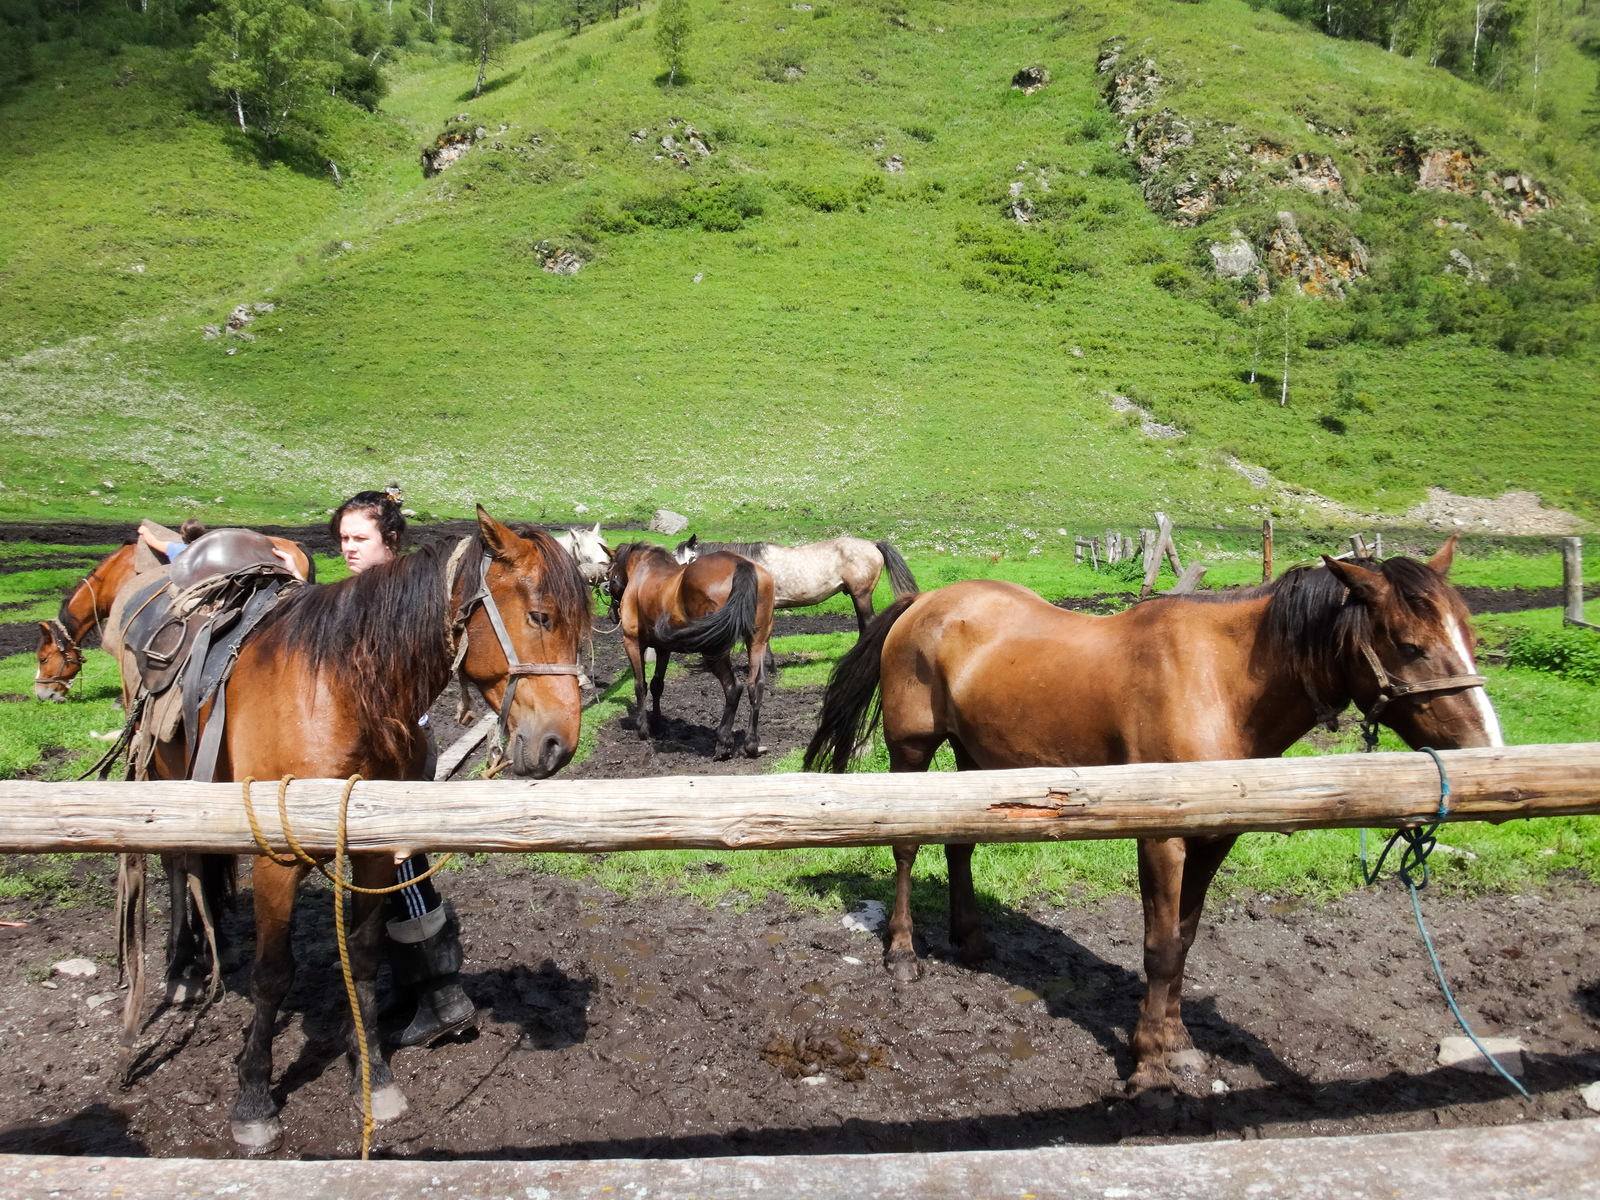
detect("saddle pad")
[182,579,290,773]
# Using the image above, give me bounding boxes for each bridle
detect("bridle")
[1356,641,1487,726]
[444,541,583,752]
[34,619,84,692]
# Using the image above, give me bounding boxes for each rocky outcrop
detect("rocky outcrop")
[1011,65,1050,94]
[1107,392,1184,440]
[1098,41,1162,114]
[1264,211,1367,298]
[648,509,690,535]
[1415,147,1555,227]
[423,115,483,177]
[533,241,585,275]
[1282,153,1345,198]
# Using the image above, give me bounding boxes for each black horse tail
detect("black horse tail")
[652,558,758,659]
[875,541,919,599]
[803,593,917,774]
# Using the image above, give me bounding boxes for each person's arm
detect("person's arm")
[137,521,187,560]
[271,546,305,581]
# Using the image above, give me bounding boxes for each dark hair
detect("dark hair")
[329,490,407,553]
[179,519,207,544]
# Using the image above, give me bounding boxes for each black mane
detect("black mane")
[679,539,773,559]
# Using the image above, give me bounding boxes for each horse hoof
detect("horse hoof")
[1125,1063,1174,1096]
[954,934,993,966]
[1167,1048,1207,1074]
[884,951,922,983]
[231,1117,283,1153]
[744,742,763,759]
[367,1084,409,1123]
[165,978,198,1006]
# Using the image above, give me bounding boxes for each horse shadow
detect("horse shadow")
[798,867,1294,1088]
[0,1103,147,1156]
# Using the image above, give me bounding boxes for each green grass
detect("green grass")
[0,648,125,779]
[0,1,1595,537]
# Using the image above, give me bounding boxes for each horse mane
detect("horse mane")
[253,527,592,769]
[1162,556,1464,694]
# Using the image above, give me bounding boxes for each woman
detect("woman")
[330,489,478,1048]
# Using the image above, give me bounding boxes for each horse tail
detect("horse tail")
[874,541,919,599]
[652,558,758,659]
[803,593,917,774]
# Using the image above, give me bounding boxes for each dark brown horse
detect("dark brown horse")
[36,537,313,702]
[604,542,775,759]
[107,508,590,1151]
[805,539,1501,1092]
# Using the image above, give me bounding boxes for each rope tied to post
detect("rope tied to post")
[239,776,460,1158]
[1358,748,1530,1099]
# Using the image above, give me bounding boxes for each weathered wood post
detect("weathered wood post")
[1374,531,1383,560]
[1157,513,1184,576]
[1350,533,1368,558]
[1564,537,1591,628]
[1074,537,1085,566]
[1090,537,1101,572]
[1262,518,1274,583]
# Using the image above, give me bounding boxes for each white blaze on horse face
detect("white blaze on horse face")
[1447,616,1504,747]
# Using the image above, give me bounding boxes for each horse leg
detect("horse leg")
[648,648,670,737]
[1129,836,1185,1094]
[162,854,201,1005]
[231,857,309,1152]
[883,736,942,981]
[706,653,741,760]
[944,740,992,966]
[742,633,768,758]
[346,855,406,1123]
[1161,835,1238,1058]
[624,634,649,741]
[849,583,876,635]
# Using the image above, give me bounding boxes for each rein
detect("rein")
[445,540,583,760]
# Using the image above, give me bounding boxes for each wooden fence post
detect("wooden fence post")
[1563,537,1595,629]
[1090,537,1101,572]
[1350,533,1368,559]
[1074,537,1085,566]
[1374,531,1383,560]
[1262,518,1274,584]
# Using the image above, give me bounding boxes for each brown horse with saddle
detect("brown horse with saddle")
[34,527,313,702]
[103,507,590,1151]
[805,538,1501,1093]
[604,541,775,760]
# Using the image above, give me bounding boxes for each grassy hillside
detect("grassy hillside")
[0,0,1595,538]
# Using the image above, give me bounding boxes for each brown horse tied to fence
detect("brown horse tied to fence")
[105,508,591,1151]
[604,542,775,760]
[805,538,1502,1093]
[35,535,314,702]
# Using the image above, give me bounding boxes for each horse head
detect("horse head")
[467,507,593,778]
[1322,537,1503,750]
[34,620,83,703]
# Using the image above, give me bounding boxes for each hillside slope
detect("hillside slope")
[0,0,1594,539]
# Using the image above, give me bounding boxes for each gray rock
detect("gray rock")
[1580,1081,1600,1112]
[885,154,903,173]
[53,958,97,978]
[648,509,690,535]
[1437,1035,1524,1076]
[1209,232,1259,280]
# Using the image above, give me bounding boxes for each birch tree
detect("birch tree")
[655,0,692,84]
[194,0,339,148]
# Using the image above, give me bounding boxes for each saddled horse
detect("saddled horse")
[674,535,917,633]
[804,539,1501,1093]
[552,521,609,587]
[605,542,775,759]
[106,508,590,1150]
[36,535,313,702]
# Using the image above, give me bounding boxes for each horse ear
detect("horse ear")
[591,522,602,537]
[686,534,698,549]
[1322,555,1389,604]
[1427,535,1458,577]
[36,621,52,648]
[601,543,615,561]
[475,505,521,560]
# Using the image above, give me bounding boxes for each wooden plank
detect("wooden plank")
[1161,562,1208,595]
[1262,516,1273,583]
[1564,537,1586,625]
[433,719,490,781]
[1350,533,1368,558]
[3,1120,1596,1199]
[0,744,1597,856]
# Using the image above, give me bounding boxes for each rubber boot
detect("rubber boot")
[384,902,477,1048]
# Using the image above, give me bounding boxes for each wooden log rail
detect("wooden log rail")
[0,744,1596,857]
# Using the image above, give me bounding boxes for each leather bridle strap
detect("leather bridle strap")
[34,619,85,687]
[447,546,582,752]
[1358,642,1487,722]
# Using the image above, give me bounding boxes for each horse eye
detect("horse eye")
[527,611,551,629]
[1398,642,1424,659]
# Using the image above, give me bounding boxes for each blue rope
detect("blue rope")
[1361,746,1529,1098]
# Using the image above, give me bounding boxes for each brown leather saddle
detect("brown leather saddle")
[116,529,303,781]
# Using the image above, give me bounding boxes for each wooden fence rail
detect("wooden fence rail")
[0,744,1596,857]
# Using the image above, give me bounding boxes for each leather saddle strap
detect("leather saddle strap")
[181,617,218,777]
[191,679,228,785]
[508,663,583,676]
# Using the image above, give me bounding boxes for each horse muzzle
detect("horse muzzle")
[34,681,68,703]
[508,721,574,779]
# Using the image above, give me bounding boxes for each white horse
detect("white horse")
[673,535,918,633]
[552,522,609,586]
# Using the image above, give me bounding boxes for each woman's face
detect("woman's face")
[339,510,394,575]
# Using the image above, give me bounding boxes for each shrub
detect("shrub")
[1151,263,1194,291]
[1507,627,1600,685]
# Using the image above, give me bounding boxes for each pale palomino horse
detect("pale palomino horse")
[552,522,609,587]
[674,535,918,633]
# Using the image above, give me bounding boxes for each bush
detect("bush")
[620,182,766,233]
[1507,627,1600,685]
[1151,263,1195,291]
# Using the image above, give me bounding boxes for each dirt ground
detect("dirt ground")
[2,528,1598,1161]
